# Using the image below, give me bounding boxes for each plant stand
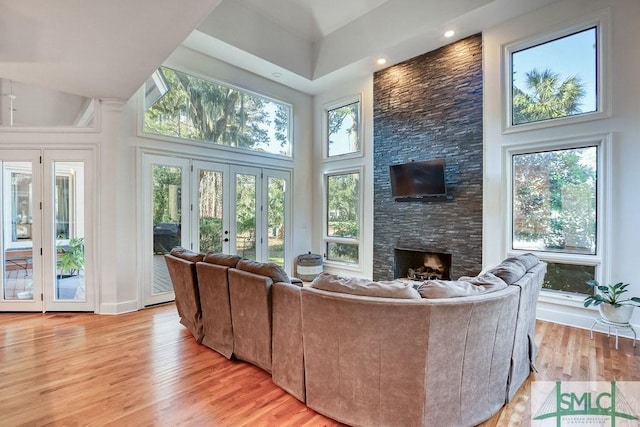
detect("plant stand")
[589,317,637,350]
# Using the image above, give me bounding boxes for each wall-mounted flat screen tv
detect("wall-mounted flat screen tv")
[390,158,447,199]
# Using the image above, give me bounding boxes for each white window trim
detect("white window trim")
[322,94,364,161]
[137,65,295,160]
[501,9,611,134]
[503,132,612,306]
[322,166,364,270]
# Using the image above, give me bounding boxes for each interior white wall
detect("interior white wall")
[483,0,640,331]
[312,76,374,279]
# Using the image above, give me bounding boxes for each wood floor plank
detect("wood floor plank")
[1,304,638,426]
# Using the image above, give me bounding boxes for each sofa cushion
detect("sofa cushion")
[236,259,291,284]
[310,272,421,299]
[516,253,539,270]
[488,257,527,285]
[170,246,204,263]
[202,253,242,267]
[416,272,508,298]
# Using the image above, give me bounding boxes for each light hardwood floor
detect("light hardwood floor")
[0,304,638,427]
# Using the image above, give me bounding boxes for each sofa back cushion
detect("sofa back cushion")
[488,253,540,285]
[236,259,291,284]
[203,253,242,267]
[310,272,421,299]
[416,272,508,299]
[170,246,204,263]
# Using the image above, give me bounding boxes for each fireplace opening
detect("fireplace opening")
[394,248,451,280]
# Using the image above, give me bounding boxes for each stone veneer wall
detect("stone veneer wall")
[373,34,483,281]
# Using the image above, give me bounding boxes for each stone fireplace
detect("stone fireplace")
[394,248,452,280]
[372,34,483,281]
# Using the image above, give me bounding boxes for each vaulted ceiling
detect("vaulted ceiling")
[0,0,559,100]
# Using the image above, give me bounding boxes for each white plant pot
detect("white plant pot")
[599,303,634,324]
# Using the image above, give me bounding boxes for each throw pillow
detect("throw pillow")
[416,272,508,298]
[309,272,421,299]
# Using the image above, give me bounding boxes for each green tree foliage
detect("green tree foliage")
[236,174,256,258]
[512,68,586,125]
[327,102,360,155]
[198,171,223,253]
[513,147,596,254]
[152,165,182,225]
[327,173,360,262]
[144,67,290,155]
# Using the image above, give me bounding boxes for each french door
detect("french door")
[0,149,94,312]
[141,154,290,307]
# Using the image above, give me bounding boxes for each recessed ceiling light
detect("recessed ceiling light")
[377,58,387,65]
[444,30,455,38]
[272,72,282,78]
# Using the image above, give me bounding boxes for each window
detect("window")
[325,98,361,157]
[510,141,604,297]
[324,171,361,265]
[143,67,292,157]
[504,13,609,131]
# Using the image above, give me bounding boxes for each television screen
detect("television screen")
[390,159,446,199]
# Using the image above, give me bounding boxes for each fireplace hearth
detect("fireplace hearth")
[394,248,451,280]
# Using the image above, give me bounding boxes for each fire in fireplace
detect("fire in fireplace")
[394,248,451,280]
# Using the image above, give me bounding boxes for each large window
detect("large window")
[504,15,608,131]
[143,67,292,157]
[510,141,604,296]
[324,171,361,265]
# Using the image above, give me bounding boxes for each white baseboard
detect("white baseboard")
[537,301,639,340]
[98,299,138,315]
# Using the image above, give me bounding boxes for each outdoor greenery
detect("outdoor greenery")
[57,237,84,277]
[542,262,594,295]
[199,217,222,253]
[152,165,182,225]
[327,173,360,263]
[198,171,223,253]
[267,177,285,266]
[512,68,595,256]
[513,68,586,125]
[327,101,360,156]
[144,67,291,156]
[513,146,597,254]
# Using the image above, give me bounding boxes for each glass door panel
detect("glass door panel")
[42,150,93,312]
[193,161,230,255]
[152,164,183,295]
[53,162,85,302]
[267,176,286,266]
[142,154,189,307]
[2,161,37,304]
[235,173,257,260]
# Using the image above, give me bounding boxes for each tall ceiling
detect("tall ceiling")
[0,0,560,100]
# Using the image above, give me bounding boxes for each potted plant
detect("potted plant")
[57,237,85,278]
[583,280,640,324]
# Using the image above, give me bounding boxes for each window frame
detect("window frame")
[322,166,364,269]
[504,133,611,306]
[502,10,610,134]
[322,95,363,161]
[138,65,295,160]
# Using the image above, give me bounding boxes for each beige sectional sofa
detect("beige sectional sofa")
[166,248,546,427]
